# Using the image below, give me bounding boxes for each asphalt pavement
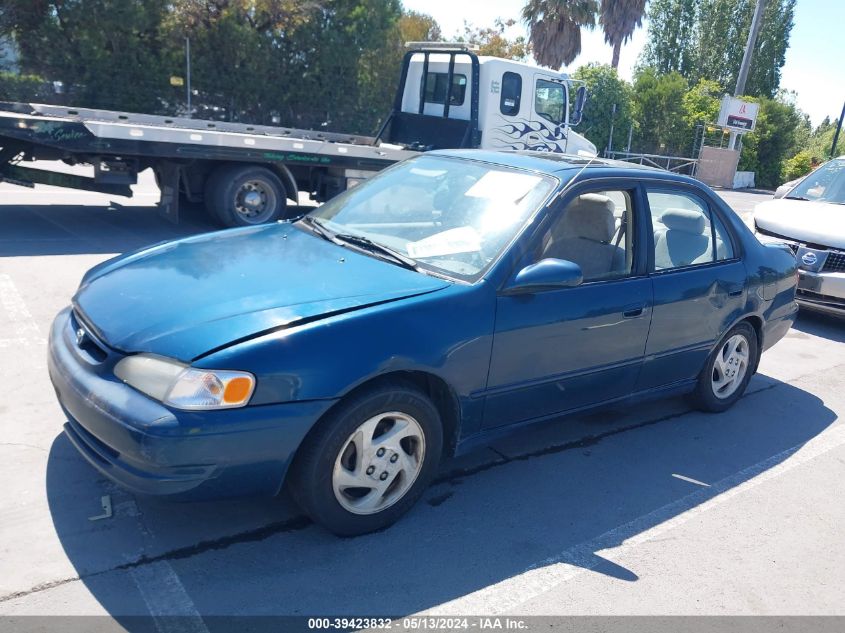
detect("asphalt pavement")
[0,167,843,627]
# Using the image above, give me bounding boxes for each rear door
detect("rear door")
[636,184,747,391]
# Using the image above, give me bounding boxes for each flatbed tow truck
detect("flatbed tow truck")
[0,44,595,227]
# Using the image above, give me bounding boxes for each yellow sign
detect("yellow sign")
[170,76,184,87]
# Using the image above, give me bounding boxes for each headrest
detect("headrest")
[661,208,706,235]
[558,193,615,242]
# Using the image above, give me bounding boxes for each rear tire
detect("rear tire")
[689,322,757,413]
[203,164,287,227]
[288,382,443,536]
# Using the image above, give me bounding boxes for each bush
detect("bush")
[0,71,52,102]
[781,150,813,182]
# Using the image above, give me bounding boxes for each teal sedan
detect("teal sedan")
[48,151,798,535]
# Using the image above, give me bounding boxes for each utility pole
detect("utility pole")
[606,103,617,157]
[831,100,845,158]
[186,37,192,118]
[729,0,766,149]
[735,0,766,96]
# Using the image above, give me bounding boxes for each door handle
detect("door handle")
[622,304,644,318]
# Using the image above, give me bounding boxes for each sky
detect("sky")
[403,0,844,127]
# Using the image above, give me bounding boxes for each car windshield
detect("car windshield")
[788,158,845,204]
[305,155,557,280]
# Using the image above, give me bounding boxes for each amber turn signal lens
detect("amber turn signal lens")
[223,376,254,404]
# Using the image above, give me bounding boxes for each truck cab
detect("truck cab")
[376,43,597,157]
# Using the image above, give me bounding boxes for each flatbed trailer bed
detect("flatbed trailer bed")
[0,101,415,224]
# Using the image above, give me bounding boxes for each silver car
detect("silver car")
[754,157,845,316]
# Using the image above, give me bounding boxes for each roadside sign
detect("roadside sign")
[170,76,185,87]
[718,95,759,133]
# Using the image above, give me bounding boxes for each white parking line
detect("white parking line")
[129,563,209,633]
[0,273,46,352]
[427,423,845,615]
[119,493,209,633]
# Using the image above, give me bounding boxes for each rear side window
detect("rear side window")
[647,189,734,271]
[423,73,467,106]
[500,72,522,115]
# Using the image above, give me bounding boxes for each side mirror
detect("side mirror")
[571,85,587,127]
[504,259,583,294]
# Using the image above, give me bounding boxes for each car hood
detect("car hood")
[754,198,845,249]
[74,224,450,360]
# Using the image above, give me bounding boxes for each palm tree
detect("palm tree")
[521,0,598,69]
[599,0,647,69]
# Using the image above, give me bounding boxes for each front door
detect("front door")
[483,185,653,429]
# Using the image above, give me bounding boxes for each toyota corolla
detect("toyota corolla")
[49,151,798,535]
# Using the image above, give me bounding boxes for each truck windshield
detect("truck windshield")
[788,158,845,205]
[305,155,557,281]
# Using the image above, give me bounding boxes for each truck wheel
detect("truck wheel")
[204,165,287,227]
[288,382,443,536]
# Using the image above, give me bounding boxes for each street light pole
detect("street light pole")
[186,37,192,118]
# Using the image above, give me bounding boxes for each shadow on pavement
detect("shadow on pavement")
[0,202,315,257]
[791,309,844,343]
[44,371,836,622]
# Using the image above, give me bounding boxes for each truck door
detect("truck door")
[484,72,569,153]
[527,74,571,153]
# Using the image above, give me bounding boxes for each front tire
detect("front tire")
[204,164,287,227]
[689,322,757,412]
[288,382,443,536]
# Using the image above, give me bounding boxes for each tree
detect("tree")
[599,0,646,69]
[399,10,442,43]
[573,63,634,153]
[639,0,698,78]
[632,67,690,155]
[737,93,803,187]
[681,78,722,129]
[639,0,796,98]
[2,0,176,113]
[522,0,598,68]
[459,19,530,61]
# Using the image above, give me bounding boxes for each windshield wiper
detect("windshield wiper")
[298,216,339,243]
[784,195,810,201]
[334,233,420,271]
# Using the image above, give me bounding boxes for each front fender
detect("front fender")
[195,282,496,416]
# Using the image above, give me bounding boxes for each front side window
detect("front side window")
[534,79,565,125]
[535,190,635,282]
[647,190,734,270]
[422,73,467,106]
[307,156,557,281]
[500,72,522,116]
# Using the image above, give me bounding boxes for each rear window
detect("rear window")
[422,73,467,106]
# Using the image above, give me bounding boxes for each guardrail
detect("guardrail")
[604,150,699,175]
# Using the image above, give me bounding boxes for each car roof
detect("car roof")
[427,149,693,184]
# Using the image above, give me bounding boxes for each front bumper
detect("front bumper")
[48,306,335,499]
[797,271,845,317]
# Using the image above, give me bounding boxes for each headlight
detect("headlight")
[114,354,255,410]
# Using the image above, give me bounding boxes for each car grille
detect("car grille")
[70,310,109,362]
[822,251,845,273]
[774,239,844,273]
